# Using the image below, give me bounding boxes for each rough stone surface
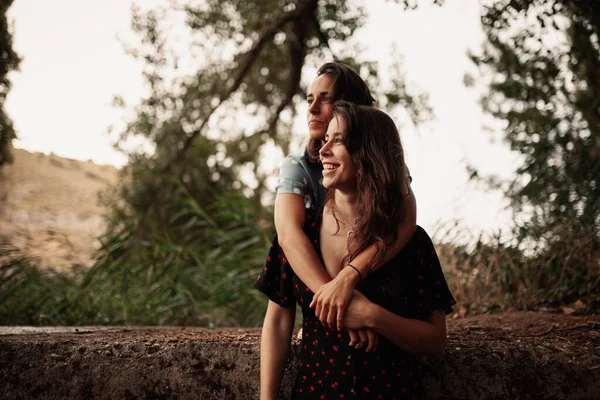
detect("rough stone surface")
[0,312,599,399]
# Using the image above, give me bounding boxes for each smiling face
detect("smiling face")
[307,73,336,140]
[319,116,356,191]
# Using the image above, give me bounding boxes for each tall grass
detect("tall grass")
[0,243,81,325]
[0,187,272,327]
[435,221,600,314]
[1,199,598,325]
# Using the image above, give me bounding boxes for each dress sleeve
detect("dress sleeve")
[413,228,456,318]
[253,234,296,307]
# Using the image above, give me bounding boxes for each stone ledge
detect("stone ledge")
[0,312,599,399]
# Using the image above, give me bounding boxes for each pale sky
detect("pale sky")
[6,0,518,241]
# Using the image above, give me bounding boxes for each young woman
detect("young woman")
[255,101,456,399]
[268,62,417,345]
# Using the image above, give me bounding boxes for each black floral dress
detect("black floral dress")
[254,203,456,400]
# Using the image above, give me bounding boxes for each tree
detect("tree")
[95,0,437,325]
[468,0,600,304]
[0,0,20,167]
[113,0,435,205]
[470,0,600,239]
[106,0,437,252]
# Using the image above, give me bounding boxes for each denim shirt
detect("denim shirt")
[275,149,327,210]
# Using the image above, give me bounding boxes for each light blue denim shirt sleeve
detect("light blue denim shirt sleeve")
[276,155,308,196]
[275,154,317,209]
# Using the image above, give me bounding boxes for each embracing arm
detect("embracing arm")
[275,193,379,351]
[346,188,417,281]
[344,292,447,356]
[311,189,417,330]
[259,301,296,400]
[367,307,447,356]
[275,193,332,292]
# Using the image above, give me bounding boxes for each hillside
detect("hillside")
[0,148,119,271]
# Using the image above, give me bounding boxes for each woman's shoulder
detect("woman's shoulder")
[277,149,324,201]
[280,151,313,169]
[277,152,311,186]
[363,226,456,318]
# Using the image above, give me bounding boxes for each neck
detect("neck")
[331,189,359,223]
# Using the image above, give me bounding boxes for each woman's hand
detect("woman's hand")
[343,290,376,330]
[347,328,379,352]
[343,291,380,352]
[309,267,359,330]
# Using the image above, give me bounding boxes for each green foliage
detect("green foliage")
[92,181,272,326]
[0,1,441,325]
[470,0,600,237]
[0,187,272,326]
[0,242,77,325]
[0,0,21,167]
[114,0,436,207]
[95,0,437,326]
[467,0,600,306]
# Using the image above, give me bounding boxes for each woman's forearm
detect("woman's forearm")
[345,189,417,281]
[366,305,446,356]
[275,194,332,293]
[278,227,332,292]
[260,301,296,400]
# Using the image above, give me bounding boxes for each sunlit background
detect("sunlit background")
[2,0,598,328]
[6,0,515,237]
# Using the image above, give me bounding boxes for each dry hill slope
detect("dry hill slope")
[0,148,118,270]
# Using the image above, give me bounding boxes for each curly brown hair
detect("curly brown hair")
[327,100,411,270]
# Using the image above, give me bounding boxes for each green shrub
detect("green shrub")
[0,186,272,327]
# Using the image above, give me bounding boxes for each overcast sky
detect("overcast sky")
[5,0,518,240]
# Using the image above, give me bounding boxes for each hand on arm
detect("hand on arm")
[310,188,418,331]
[275,193,379,351]
[347,327,379,352]
[259,301,296,400]
[309,266,357,330]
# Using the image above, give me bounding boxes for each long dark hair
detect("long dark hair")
[327,100,410,270]
[307,62,376,161]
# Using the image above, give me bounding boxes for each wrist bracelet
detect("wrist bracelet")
[347,264,363,282]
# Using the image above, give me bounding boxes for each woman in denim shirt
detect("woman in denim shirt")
[256,63,419,398]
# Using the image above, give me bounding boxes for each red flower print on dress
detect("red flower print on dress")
[254,222,455,399]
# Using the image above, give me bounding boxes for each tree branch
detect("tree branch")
[311,13,337,61]
[165,0,319,172]
[266,2,318,136]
